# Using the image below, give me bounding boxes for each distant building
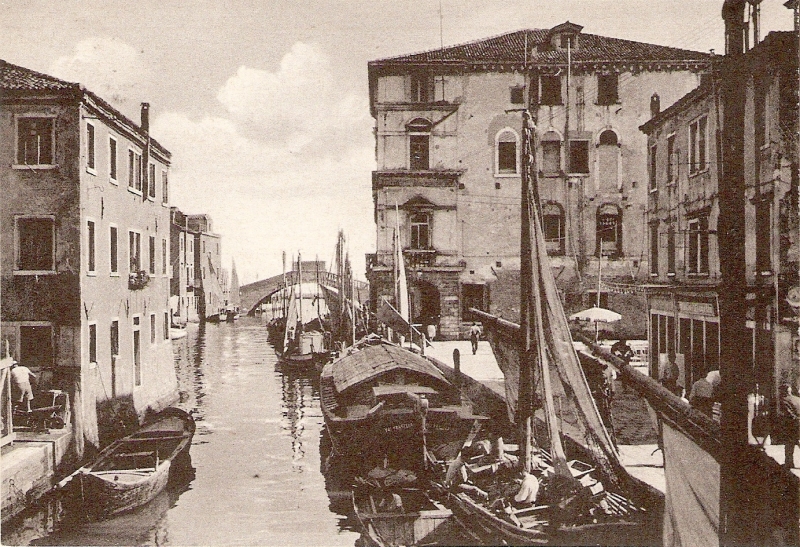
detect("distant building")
[169,207,199,323]
[186,214,227,321]
[366,23,709,339]
[640,31,797,401]
[0,60,177,452]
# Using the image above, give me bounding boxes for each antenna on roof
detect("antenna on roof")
[438,0,445,100]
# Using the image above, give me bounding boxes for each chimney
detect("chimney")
[650,93,660,119]
[141,102,150,133]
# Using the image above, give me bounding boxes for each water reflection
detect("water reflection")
[27,317,360,546]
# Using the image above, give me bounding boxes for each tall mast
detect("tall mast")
[298,252,303,329]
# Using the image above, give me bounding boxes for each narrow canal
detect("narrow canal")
[33,316,366,546]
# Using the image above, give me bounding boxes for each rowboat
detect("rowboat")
[321,336,485,472]
[79,407,195,517]
[353,486,461,547]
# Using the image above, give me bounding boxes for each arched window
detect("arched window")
[410,212,431,249]
[495,129,519,175]
[596,204,622,258]
[407,118,431,170]
[542,202,565,255]
[541,131,561,174]
[597,129,619,190]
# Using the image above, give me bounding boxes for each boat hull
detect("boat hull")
[353,489,457,547]
[79,408,194,518]
[446,490,651,547]
[82,461,172,516]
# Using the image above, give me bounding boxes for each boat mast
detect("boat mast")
[519,37,570,476]
[298,252,303,332]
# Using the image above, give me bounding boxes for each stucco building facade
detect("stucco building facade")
[641,31,798,403]
[366,23,709,340]
[0,60,177,452]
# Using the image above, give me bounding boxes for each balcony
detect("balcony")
[372,170,463,191]
[129,270,150,290]
[403,248,437,267]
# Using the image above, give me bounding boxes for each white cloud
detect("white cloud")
[151,42,375,284]
[49,37,150,120]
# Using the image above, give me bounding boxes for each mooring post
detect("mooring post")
[453,348,460,377]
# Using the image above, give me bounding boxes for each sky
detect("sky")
[1,1,794,284]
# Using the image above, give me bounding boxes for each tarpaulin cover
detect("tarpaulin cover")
[662,420,719,547]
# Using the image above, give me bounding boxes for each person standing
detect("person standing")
[469,322,481,355]
[10,361,36,412]
[780,383,800,470]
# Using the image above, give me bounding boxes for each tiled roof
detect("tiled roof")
[0,59,78,91]
[373,27,709,66]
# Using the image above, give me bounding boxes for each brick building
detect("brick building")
[366,23,709,339]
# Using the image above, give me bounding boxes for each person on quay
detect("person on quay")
[689,373,716,415]
[469,322,482,355]
[780,383,800,470]
[10,360,36,412]
[610,338,634,363]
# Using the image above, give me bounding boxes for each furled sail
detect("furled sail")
[480,111,627,488]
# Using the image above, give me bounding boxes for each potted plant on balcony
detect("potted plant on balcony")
[128,270,150,290]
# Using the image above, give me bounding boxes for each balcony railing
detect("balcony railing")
[403,248,437,267]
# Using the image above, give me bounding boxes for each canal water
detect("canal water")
[32,317,367,546]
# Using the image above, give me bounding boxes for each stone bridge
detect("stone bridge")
[240,271,369,316]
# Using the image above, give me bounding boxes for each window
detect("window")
[542,132,561,173]
[597,74,619,105]
[109,137,117,182]
[496,130,518,174]
[17,217,55,271]
[408,118,431,170]
[596,204,622,257]
[410,213,430,249]
[649,144,657,191]
[409,73,431,103]
[89,323,97,363]
[510,86,524,104]
[150,313,156,344]
[687,215,709,275]
[87,220,96,273]
[148,163,156,199]
[528,76,540,108]
[110,226,118,274]
[543,203,565,255]
[110,320,119,356]
[540,75,562,105]
[17,117,54,165]
[755,82,767,149]
[129,231,141,272]
[162,239,167,275]
[667,134,676,183]
[164,312,169,340]
[161,170,168,204]
[86,122,95,171]
[667,225,676,275]
[650,223,659,275]
[755,198,772,273]
[149,236,156,274]
[689,116,707,174]
[128,150,142,192]
[569,140,589,174]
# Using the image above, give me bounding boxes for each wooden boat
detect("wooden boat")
[353,486,459,547]
[79,407,195,517]
[321,336,485,472]
[433,111,661,545]
[169,325,188,340]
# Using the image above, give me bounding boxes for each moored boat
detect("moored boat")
[353,485,458,547]
[169,325,188,340]
[79,407,195,517]
[321,336,485,472]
